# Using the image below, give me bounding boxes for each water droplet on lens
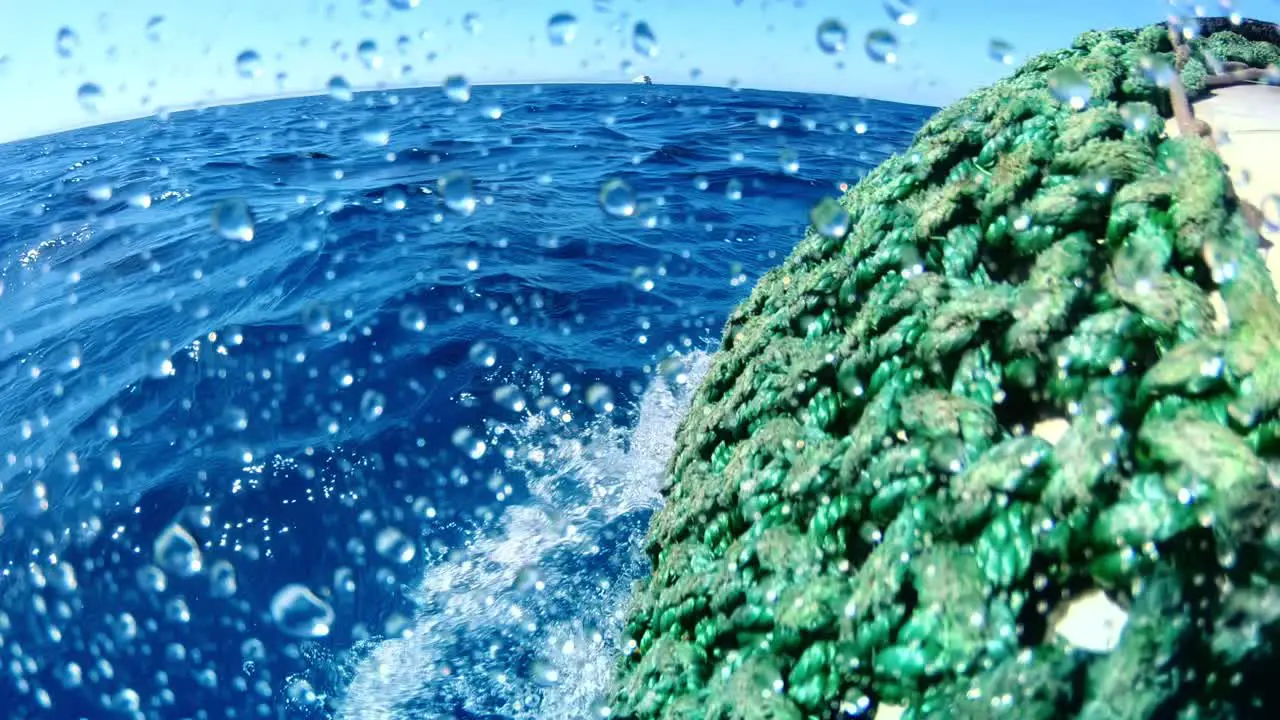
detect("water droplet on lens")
[211,200,255,241]
[76,83,103,112]
[360,118,391,146]
[1048,66,1091,110]
[388,0,421,9]
[383,187,407,211]
[360,390,387,421]
[443,74,471,102]
[779,149,800,174]
[452,427,488,459]
[884,0,918,26]
[302,304,333,334]
[816,19,848,54]
[270,585,335,638]
[811,197,850,238]
[154,523,203,577]
[1261,195,1280,234]
[439,171,477,215]
[725,179,744,201]
[55,27,79,58]
[235,50,263,78]
[631,266,655,291]
[586,383,615,413]
[693,175,709,191]
[357,39,381,70]
[1119,102,1156,131]
[1139,53,1177,87]
[756,108,782,128]
[632,21,658,57]
[599,178,636,217]
[495,385,528,412]
[399,305,427,332]
[547,12,579,46]
[865,29,899,64]
[327,75,353,101]
[145,16,165,41]
[462,12,482,34]
[469,341,497,368]
[988,39,1015,65]
[375,527,416,563]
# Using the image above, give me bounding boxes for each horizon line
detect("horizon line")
[1,79,945,146]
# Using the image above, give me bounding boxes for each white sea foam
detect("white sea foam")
[339,350,712,719]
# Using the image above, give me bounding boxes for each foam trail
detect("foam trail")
[339,350,713,719]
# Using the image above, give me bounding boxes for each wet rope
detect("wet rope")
[610,19,1280,720]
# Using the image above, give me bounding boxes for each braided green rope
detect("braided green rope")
[611,20,1280,720]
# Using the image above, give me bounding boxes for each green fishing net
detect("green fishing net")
[610,20,1280,720]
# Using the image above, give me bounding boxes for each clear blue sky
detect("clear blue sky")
[0,0,1218,142]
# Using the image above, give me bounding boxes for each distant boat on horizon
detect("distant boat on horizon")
[632,75,654,85]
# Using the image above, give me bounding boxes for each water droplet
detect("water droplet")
[1119,102,1157,132]
[439,171,477,215]
[211,200,255,241]
[586,383,616,413]
[779,149,800,175]
[884,0,919,26]
[388,0,421,9]
[359,118,391,146]
[469,341,497,368]
[442,74,471,102]
[494,385,528,412]
[530,658,560,686]
[375,527,416,563]
[87,181,113,202]
[547,12,579,46]
[209,560,237,598]
[810,197,850,238]
[816,19,848,54]
[302,305,333,335]
[76,83,103,112]
[988,39,1015,65]
[55,27,79,58]
[360,390,387,421]
[357,39,383,70]
[452,427,488,459]
[399,305,427,332]
[865,29,899,64]
[224,406,249,431]
[270,585,334,638]
[756,108,783,128]
[145,16,165,41]
[461,12,482,34]
[154,523,203,577]
[235,50,263,78]
[599,178,637,217]
[327,75,353,101]
[631,266,655,292]
[1048,66,1091,110]
[693,175,709,191]
[481,103,503,120]
[1139,53,1177,87]
[383,187,407,211]
[632,21,659,57]
[725,179,744,201]
[1261,195,1280,234]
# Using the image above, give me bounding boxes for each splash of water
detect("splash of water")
[338,350,712,719]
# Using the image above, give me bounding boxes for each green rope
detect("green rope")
[610,20,1280,720]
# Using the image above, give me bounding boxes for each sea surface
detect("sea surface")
[0,83,934,719]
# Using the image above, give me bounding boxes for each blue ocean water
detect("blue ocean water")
[0,83,933,719]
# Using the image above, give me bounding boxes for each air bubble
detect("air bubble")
[270,585,335,638]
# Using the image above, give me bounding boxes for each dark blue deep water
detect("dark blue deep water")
[0,84,933,719]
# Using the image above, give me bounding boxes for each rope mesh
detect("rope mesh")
[610,20,1280,720]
